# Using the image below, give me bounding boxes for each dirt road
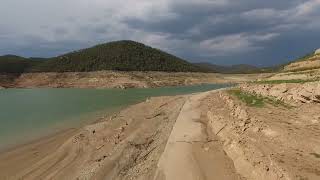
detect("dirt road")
[154,91,241,180]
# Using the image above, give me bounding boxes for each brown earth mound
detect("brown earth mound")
[206,90,320,180]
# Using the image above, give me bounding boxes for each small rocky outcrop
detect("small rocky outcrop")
[283,50,320,71]
[284,59,320,71]
[240,82,320,104]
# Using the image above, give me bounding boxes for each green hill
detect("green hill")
[0,55,42,73]
[0,40,209,73]
[32,40,206,72]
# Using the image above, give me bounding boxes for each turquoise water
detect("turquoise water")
[0,84,230,150]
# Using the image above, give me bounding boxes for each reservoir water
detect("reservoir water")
[0,84,230,150]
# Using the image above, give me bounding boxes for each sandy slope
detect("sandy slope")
[211,85,320,180]
[0,95,187,179]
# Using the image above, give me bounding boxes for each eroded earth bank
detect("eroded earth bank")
[1,81,320,180]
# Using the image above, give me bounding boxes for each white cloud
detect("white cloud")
[294,0,320,17]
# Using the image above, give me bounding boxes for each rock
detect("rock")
[242,82,320,104]
[244,119,251,125]
[242,127,248,132]
[239,122,246,127]
[0,86,4,89]
[237,108,249,121]
[313,115,320,120]
[96,144,104,150]
[117,85,126,89]
[315,48,320,55]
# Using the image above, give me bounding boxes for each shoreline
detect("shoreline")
[0,128,78,154]
[0,89,239,180]
[0,84,230,154]
[0,102,131,154]
[0,94,189,179]
[1,81,318,179]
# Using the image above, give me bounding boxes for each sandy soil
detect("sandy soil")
[0,129,78,179]
[0,95,187,179]
[0,71,267,89]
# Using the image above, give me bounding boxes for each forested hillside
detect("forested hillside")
[0,55,42,73]
[32,40,206,72]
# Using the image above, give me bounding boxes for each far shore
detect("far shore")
[0,71,270,89]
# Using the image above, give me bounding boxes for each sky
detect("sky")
[0,0,320,66]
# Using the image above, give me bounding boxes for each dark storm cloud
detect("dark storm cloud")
[124,0,301,35]
[0,0,320,66]
[122,0,320,65]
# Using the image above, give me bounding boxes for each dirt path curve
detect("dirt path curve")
[154,91,241,180]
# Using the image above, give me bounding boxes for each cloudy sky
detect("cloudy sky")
[1,0,320,66]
